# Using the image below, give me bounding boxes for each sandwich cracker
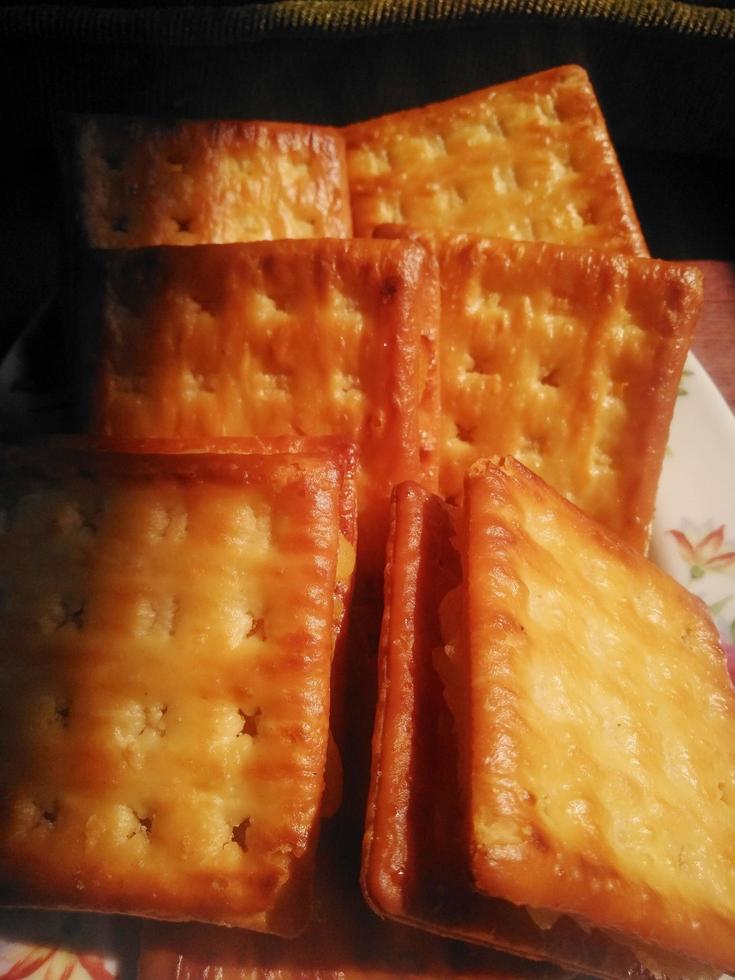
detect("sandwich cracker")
[0,446,344,935]
[345,66,646,254]
[90,238,440,572]
[364,474,735,978]
[67,117,353,247]
[464,458,735,974]
[377,228,702,551]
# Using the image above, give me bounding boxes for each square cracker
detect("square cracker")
[464,458,735,975]
[81,434,358,749]
[89,238,440,573]
[364,481,671,980]
[377,227,702,551]
[137,806,553,980]
[65,116,353,247]
[0,445,343,935]
[365,475,735,978]
[344,65,647,255]
[79,436,357,635]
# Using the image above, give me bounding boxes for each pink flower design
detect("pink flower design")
[707,605,735,688]
[724,642,735,687]
[0,947,114,980]
[668,525,735,580]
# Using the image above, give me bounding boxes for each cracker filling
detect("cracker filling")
[433,508,723,980]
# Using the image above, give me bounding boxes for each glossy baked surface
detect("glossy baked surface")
[344,65,647,255]
[90,238,440,572]
[69,117,353,246]
[137,814,553,980]
[0,447,342,935]
[464,458,735,974]
[80,435,358,744]
[363,481,679,980]
[138,757,556,980]
[378,228,702,551]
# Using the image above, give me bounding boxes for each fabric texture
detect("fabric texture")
[1,2,733,159]
[1,2,734,44]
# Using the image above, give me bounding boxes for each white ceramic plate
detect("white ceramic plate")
[650,352,735,685]
[1,353,734,979]
[0,911,123,979]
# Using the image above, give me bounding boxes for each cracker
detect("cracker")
[344,65,647,255]
[79,434,357,748]
[0,445,344,935]
[137,811,554,980]
[463,458,735,974]
[363,481,634,976]
[78,437,357,623]
[89,238,440,573]
[376,227,702,551]
[65,116,353,247]
[364,474,734,977]
[363,481,464,914]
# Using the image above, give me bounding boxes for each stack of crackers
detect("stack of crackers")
[1,65,733,980]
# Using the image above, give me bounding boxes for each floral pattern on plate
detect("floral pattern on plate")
[0,946,115,980]
[664,521,735,682]
[650,354,735,697]
[668,524,735,581]
[0,913,121,980]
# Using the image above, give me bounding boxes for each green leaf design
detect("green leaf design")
[709,595,734,617]
[677,368,694,397]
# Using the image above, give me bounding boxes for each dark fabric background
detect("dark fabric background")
[0,1,733,359]
[1,1,734,155]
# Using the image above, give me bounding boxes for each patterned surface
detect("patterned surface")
[651,353,735,689]
[0,911,120,979]
[345,66,647,254]
[4,2,734,45]
[406,231,700,551]
[0,450,341,937]
[92,238,440,572]
[465,458,735,974]
[73,118,352,247]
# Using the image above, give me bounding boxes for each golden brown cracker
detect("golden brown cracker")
[137,797,555,980]
[464,458,735,975]
[376,227,702,551]
[0,445,343,935]
[67,116,352,247]
[364,474,732,978]
[90,238,440,574]
[344,66,646,254]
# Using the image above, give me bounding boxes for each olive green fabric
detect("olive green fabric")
[1,1,733,43]
[1,1,733,159]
